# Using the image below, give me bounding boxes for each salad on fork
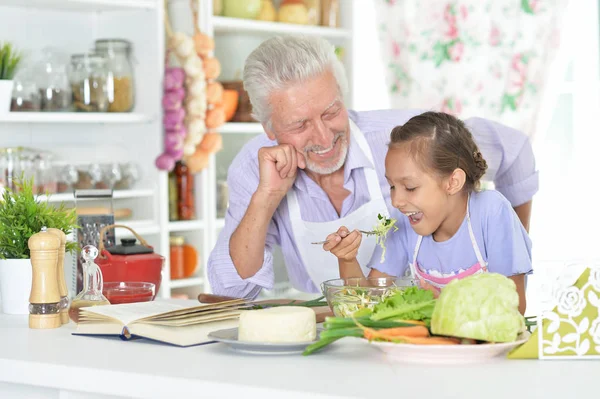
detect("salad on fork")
[312,213,399,262]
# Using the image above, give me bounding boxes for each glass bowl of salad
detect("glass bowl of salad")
[321,276,418,318]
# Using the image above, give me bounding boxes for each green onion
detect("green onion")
[302,337,342,356]
[319,327,364,339]
[323,316,420,330]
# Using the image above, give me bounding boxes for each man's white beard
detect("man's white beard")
[304,133,348,175]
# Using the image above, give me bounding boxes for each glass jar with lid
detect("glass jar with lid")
[169,236,198,280]
[69,53,110,112]
[35,47,72,112]
[94,39,135,112]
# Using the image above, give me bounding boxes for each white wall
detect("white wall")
[350,0,390,111]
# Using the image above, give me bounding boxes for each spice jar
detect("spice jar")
[169,236,198,280]
[32,152,57,195]
[174,161,195,220]
[114,162,141,190]
[11,80,41,112]
[11,67,41,112]
[35,48,72,112]
[56,163,78,193]
[94,39,135,112]
[69,54,110,112]
[169,236,185,280]
[168,171,178,221]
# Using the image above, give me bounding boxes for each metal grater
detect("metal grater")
[72,189,115,293]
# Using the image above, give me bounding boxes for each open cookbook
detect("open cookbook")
[72,299,246,347]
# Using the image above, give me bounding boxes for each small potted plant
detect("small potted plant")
[0,42,22,113]
[0,178,78,314]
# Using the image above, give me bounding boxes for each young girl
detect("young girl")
[324,111,532,314]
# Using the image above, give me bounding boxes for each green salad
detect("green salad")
[331,286,402,318]
[373,213,399,262]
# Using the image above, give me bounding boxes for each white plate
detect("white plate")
[370,331,531,365]
[208,327,320,355]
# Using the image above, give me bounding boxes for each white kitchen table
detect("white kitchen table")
[0,313,596,399]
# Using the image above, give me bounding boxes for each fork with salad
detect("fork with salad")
[311,213,399,251]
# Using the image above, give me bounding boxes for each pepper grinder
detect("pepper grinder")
[28,227,61,329]
[46,228,70,324]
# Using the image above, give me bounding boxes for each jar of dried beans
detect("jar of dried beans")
[94,39,135,112]
[69,53,110,112]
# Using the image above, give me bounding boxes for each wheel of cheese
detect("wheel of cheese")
[237,306,317,343]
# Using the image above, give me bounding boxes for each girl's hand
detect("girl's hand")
[418,278,441,299]
[323,226,362,261]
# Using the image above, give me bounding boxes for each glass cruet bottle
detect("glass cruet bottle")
[69,245,110,323]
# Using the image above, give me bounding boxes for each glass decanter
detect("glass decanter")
[69,245,110,323]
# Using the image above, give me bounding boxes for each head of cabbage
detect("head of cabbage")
[430,273,525,342]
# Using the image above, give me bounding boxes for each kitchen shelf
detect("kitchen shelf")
[169,277,205,289]
[0,113,152,124]
[0,0,158,12]
[219,122,264,135]
[168,220,205,232]
[212,16,352,39]
[38,189,155,203]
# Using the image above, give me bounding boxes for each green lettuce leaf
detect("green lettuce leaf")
[370,286,436,323]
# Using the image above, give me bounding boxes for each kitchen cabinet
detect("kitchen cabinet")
[0,0,188,298]
[0,0,356,300]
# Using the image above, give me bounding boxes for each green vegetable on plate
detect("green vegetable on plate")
[430,273,525,343]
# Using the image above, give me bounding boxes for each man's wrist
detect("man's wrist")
[252,188,285,210]
[339,258,358,267]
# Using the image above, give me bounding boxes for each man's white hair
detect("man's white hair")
[243,35,349,127]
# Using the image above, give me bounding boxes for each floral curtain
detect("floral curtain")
[375,0,569,137]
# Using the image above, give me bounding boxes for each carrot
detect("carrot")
[395,336,461,345]
[394,320,426,326]
[363,325,430,341]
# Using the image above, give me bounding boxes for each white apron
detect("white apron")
[286,120,389,291]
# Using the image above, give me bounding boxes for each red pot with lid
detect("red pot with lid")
[96,224,164,293]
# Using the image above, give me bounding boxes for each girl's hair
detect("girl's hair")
[389,111,488,192]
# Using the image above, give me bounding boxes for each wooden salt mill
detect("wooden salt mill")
[46,228,70,324]
[28,227,61,329]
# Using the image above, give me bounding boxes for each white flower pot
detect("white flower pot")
[0,258,32,315]
[0,80,14,113]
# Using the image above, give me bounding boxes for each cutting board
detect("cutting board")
[198,294,334,323]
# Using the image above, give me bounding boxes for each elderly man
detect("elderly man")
[207,35,538,299]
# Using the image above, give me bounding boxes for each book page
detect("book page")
[146,307,243,322]
[140,311,241,327]
[140,299,247,321]
[145,301,248,321]
[80,301,190,325]
[130,318,239,347]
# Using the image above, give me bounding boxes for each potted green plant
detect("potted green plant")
[0,42,22,113]
[0,178,78,314]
